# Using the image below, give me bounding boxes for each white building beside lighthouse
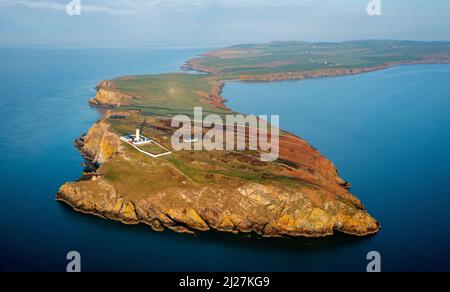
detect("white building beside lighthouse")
[119,128,172,158]
[120,128,151,146]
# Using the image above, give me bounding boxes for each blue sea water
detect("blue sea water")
[0,48,449,272]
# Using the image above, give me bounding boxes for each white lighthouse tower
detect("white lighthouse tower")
[135,128,141,142]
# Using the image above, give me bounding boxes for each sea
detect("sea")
[0,48,449,271]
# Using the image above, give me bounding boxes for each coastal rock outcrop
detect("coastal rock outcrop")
[76,120,122,164]
[89,89,134,107]
[58,179,139,225]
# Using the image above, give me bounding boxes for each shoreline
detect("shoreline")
[186,60,450,110]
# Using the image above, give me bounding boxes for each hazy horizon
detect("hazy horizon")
[1,0,450,48]
[2,39,450,50]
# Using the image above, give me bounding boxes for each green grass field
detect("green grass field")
[137,142,170,155]
[110,73,230,117]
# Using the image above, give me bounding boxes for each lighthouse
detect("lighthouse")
[135,128,141,142]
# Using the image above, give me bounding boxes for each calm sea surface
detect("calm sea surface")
[0,49,449,271]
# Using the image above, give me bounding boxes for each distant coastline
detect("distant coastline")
[183,60,450,110]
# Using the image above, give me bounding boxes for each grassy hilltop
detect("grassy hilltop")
[111,73,229,117]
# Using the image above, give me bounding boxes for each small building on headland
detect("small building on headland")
[120,128,172,158]
[120,128,152,146]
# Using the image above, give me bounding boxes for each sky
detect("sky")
[0,0,449,47]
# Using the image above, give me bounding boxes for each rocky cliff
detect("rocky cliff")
[88,89,132,107]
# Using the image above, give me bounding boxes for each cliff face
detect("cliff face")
[76,119,122,164]
[238,60,450,82]
[197,80,229,110]
[57,118,380,237]
[89,89,134,107]
[58,178,139,225]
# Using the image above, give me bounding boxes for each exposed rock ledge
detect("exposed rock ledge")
[89,80,142,107]
[57,119,380,238]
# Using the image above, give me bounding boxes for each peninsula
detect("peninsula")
[57,40,450,237]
